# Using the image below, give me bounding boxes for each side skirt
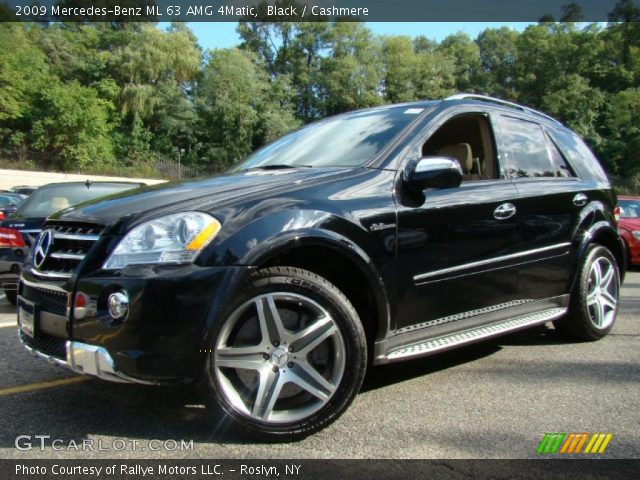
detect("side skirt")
[374,296,569,365]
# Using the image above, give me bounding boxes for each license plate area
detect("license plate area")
[18,296,38,338]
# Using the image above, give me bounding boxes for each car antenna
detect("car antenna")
[85,179,92,189]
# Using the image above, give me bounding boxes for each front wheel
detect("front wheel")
[201,267,367,440]
[554,244,620,341]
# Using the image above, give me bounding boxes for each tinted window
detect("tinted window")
[548,128,608,182]
[235,105,430,170]
[16,183,140,217]
[499,116,554,178]
[619,199,640,218]
[546,134,574,177]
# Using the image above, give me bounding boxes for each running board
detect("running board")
[384,308,567,363]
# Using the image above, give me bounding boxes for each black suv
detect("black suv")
[17,95,625,440]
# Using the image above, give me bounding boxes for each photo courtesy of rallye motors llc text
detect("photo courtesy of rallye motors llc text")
[15,463,301,477]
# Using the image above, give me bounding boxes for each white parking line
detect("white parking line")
[0,321,17,328]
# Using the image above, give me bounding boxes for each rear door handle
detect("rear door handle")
[573,193,588,207]
[494,203,516,220]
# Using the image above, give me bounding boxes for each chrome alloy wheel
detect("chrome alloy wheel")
[214,292,346,424]
[586,256,619,329]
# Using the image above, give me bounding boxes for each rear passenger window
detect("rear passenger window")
[548,128,608,182]
[498,116,555,178]
[545,134,574,177]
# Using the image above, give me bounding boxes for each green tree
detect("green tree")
[31,81,115,169]
[0,24,49,123]
[414,50,456,99]
[197,48,298,167]
[476,27,519,99]
[542,74,605,147]
[438,32,481,93]
[319,23,383,115]
[381,36,417,103]
[603,87,640,176]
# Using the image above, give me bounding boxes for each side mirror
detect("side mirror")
[405,156,463,191]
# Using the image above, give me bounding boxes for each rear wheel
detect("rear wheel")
[201,267,367,440]
[554,245,620,341]
[4,289,16,305]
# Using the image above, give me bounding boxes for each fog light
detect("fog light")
[108,291,129,320]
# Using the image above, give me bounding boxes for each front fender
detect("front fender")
[199,209,393,341]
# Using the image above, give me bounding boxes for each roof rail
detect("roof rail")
[444,93,562,126]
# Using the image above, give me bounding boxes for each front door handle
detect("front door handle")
[494,203,516,220]
[573,193,588,207]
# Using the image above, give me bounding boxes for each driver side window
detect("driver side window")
[422,113,502,182]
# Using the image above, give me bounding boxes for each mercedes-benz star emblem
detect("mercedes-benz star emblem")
[34,229,54,269]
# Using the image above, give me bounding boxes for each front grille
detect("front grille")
[34,221,103,279]
[22,284,68,316]
[21,331,67,360]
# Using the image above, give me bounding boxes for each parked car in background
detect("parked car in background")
[618,195,640,266]
[0,181,144,304]
[10,185,38,196]
[15,95,625,440]
[0,192,26,221]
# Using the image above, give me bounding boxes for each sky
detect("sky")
[184,22,534,51]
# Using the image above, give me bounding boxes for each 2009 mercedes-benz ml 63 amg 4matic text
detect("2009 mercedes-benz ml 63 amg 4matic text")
[17,94,626,439]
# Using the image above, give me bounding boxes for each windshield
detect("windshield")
[15,183,140,217]
[619,199,640,218]
[234,105,427,171]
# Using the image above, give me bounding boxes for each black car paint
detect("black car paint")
[18,98,625,382]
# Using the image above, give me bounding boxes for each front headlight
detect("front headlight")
[633,231,640,241]
[103,212,221,269]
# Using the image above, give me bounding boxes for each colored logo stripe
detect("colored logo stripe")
[560,433,589,454]
[538,433,613,454]
[584,433,613,454]
[537,433,565,454]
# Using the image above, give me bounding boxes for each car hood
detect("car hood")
[50,167,351,231]
[619,217,640,230]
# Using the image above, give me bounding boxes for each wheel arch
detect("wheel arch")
[571,221,627,292]
[245,232,392,348]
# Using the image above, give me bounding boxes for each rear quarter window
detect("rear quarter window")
[547,128,608,183]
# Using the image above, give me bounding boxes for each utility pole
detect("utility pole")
[177,148,185,180]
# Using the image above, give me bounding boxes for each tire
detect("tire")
[4,289,17,305]
[554,244,620,341]
[201,266,367,441]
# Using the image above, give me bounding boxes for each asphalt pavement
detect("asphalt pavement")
[0,272,638,459]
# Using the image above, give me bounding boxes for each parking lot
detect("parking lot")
[0,272,638,459]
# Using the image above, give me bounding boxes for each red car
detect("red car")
[618,195,640,266]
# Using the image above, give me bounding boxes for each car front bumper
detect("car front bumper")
[18,264,252,383]
[20,336,157,384]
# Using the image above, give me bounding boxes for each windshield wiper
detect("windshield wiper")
[246,164,312,171]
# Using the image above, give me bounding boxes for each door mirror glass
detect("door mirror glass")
[406,156,463,190]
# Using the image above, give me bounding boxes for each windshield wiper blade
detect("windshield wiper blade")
[246,164,312,170]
